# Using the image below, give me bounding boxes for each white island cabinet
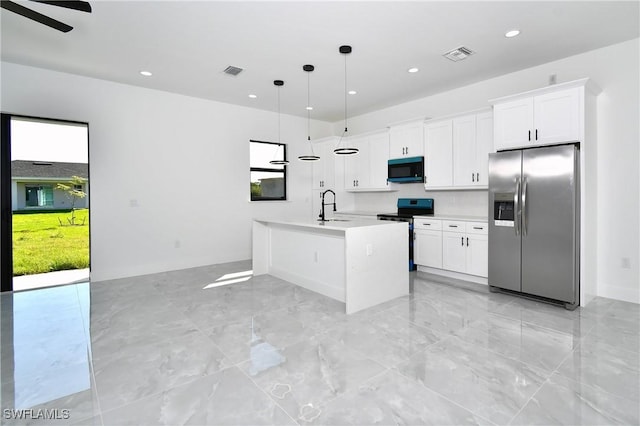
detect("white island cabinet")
[253,218,409,314]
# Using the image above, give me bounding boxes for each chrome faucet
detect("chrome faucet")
[320,189,336,221]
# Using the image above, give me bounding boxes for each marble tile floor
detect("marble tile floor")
[1,260,638,425]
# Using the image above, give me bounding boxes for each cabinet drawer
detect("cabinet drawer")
[442,220,466,232]
[466,222,488,235]
[414,218,442,230]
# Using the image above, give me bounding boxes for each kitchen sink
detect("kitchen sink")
[317,218,350,222]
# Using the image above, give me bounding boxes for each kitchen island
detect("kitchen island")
[253,218,409,314]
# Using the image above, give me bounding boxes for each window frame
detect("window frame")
[250,140,287,202]
[25,184,54,207]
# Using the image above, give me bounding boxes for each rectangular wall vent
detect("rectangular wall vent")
[443,46,475,62]
[223,66,243,76]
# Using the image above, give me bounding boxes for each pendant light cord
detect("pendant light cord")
[307,70,315,156]
[344,51,348,134]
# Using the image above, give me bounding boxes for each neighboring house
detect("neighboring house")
[11,160,89,211]
[258,177,285,198]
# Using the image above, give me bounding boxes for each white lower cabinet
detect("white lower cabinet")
[466,232,488,277]
[442,230,466,273]
[414,229,442,269]
[414,218,488,278]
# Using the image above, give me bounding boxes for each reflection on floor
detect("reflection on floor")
[1,260,638,425]
[12,268,90,292]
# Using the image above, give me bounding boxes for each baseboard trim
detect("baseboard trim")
[416,266,488,285]
[598,283,640,304]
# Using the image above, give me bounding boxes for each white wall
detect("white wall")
[1,62,332,281]
[341,38,640,303]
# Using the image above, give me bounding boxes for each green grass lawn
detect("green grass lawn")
[12,209,89,276]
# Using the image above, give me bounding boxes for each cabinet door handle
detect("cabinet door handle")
[461,237,464,246]
[406,147,409,154]
[467,237,469,246]
[473,226,483,230]
[449,225,458,228]
[423,223,431,226]
[472,173,475,182]
[476,172,479,182]
[528,130,531,141]
[535,129,538,140]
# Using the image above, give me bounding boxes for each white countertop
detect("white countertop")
[334,210,380,217]
[335,211,487,222]
[253,217,405,232]
[415,214,488,222]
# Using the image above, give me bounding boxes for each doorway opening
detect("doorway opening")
[0,115,90,292]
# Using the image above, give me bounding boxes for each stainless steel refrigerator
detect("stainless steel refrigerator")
[488,144,579,309]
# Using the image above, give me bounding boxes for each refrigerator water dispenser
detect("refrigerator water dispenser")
[493,193,515,227]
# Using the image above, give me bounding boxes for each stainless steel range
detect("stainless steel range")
[377,198,434,270]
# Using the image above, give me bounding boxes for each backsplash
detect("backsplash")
[353,183,488,217]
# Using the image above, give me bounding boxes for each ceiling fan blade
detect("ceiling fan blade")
[30,1,92,13]
[1,1,72,32]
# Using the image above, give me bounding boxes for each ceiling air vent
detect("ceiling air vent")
[223,66,243,76]
[443,46,475,62]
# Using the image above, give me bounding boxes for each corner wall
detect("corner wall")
[1,62,332,282]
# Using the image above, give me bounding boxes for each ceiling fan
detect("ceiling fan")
[1,0,91,33]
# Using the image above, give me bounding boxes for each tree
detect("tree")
[56,176,87,226]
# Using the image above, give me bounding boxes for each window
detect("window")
[25,185,54,207]
[250,140,287,201]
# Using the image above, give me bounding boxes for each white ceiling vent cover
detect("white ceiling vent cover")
[223,66,243,76]
[443,46,475,62]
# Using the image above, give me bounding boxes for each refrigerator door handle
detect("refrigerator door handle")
[514,178,521,236]
[522,178,528,236]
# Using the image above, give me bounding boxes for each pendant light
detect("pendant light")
[298,64,320,162]
[334,45,359,156]
[269,79,289,165]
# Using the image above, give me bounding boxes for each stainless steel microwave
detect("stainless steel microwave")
[388,156,425,183]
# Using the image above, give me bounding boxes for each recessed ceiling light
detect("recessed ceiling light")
[306,106,313,110]
[408,67,419,73]
[248,94,257,99]
[140,70,152,77]
[505,30,520,38]
[348,90,357,95]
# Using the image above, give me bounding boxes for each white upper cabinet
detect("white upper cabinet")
[493,97,534,150]
[452,115,477,187]
[389,121,424,159]
[343,135,367,190]
[368,131,391,189]
[474,111,493,186]
[534,88,581,144]
[311,137,337,190]
[424,120,453,188]
[493,85,582,151]
[425,110,492,189]
[343,131,390,191]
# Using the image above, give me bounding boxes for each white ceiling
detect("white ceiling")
[1,1,638,122]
